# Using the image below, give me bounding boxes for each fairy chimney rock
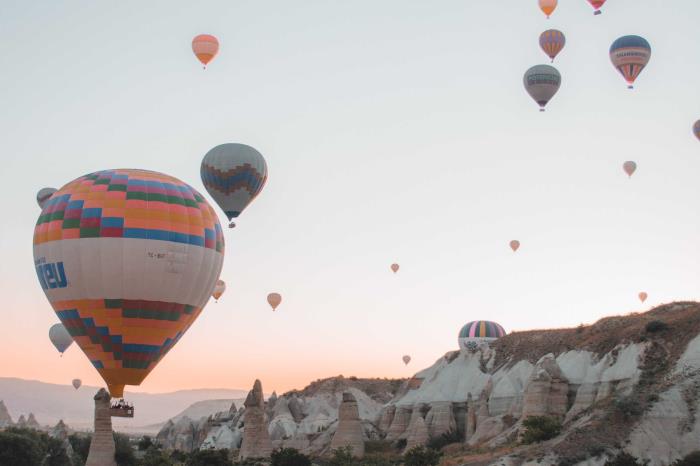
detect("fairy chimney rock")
[0,401,13,427]
[330,392,365,458]
[239,379,273,459]
[86,388,117,466]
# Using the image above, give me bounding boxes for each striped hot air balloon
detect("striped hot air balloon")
[524,65,561,111]
[192,34,219,69]
[458,321,506,352]
[539,30,566,62]
[34,169,225,398]
[610,35,651,89]
[588,0,607,15]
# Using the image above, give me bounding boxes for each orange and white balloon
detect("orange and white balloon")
[267,293,282,311]
[212,280,226,301]
[538,0,557,18]
[192,34,219,69]
[638,292,648,303]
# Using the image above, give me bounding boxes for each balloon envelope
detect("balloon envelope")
[588,0,606,14]
[510,240,520,252]
[693,120,700,142]
[391,263,399,273]
[192,34,219,67]
[37,188,58,209]
[639,292,648,303]
[267,293,282,311]
[49,323,73,354]
[523,65,561,111]
[539,30,565,62]
[212,279,226,300]
[623,161,637,177]
[402,355,411,365]
[538,0,557,18]
[72,379,82,390]
[610,36,651,89]
[34,170,225,398]
[200,143,268,223]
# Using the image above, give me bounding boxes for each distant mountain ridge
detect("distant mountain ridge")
[0,377,248,433]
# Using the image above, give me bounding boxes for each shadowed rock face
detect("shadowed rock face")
[330,392,365,458]
[404,406,429,452]
[386,406,412,441]
[0,400,13,427]
[425,401,456,438]
[522,355,569,419]
[86,389,117,466]
[239,379,272,459]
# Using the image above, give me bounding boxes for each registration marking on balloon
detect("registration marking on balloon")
[33,169,225,398]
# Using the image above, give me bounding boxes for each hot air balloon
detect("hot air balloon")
[638,292,648,303]
[458,321,506,352]
[34,169,225,398]
[37,188,57,209]
[391,263,399,274]
[201,143,268,228]
[623,161,637,178]
[610,36,651,89]
[402,355,411,365]
[192,34,219,69]
[539,30,566,62]
[212,279,226,301]
[510,240,520,252]
[524,65,561,111]
[49,323,73,355]
[72,379,82,390]
[693,120,700,142]
[539,0,557,18]
[267,293,282,311]
[588,0,607,15]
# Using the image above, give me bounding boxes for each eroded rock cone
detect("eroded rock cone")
[404,408,429,453]
[386,406,412,441]
[239,379,272,459]
[425,401,456,439]
[330,392,365,458]
[26,413,41,429]
[522,354,569,419]
[50,420,74,458]
[16,414,27,428]
[0,400,13,428]
[86,388,117,466]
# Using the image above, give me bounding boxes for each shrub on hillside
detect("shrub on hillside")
[614,397,643,419]
[140,447,174,466]
[520,416,562,444]
[0,427,71,466]
[645,320,669,333]
[329,446,354,466]
[674,451,700,465]
[604,451,646,465]
[427,429,461,451]
[187,449,232,466]
[114,433,137,466]
[403,446,442,466]
[271,448,311,466]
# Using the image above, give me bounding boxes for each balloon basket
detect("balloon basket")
[539,108,545,112]
[628,85,634,90]
[110,401,134,418]
[228,222,236,228]
[594,10,602,15]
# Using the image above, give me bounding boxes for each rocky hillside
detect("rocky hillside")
[156,302,700,466]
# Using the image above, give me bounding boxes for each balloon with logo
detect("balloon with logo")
[510,240,520,252]
[34,169,225,398]
[192,34,219,69]
[72,379,82,390]
[37,188,58,209]
[540,30,565,62]
[49,323,73,355]
[623,161,637,178]
[391,263,399,274]
[402,355,411,365]
[539,0,557,18]
[588,0,607,15]
[267,293,282,311]
[201,143,268,228]
[610,35,651,89]
[638,292,648,303]
[524,65,561,111]
[212,280,226,301]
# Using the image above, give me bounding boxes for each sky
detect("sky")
[1,0,700,396]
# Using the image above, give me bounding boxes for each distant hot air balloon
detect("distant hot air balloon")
[267,293,282,311]
[212,280,226,301]
[37,188,57,209]
[623,161,637,178]
[587,0,607,15]
[34,169,225,398]
[192,34,219,69]
[510,240,520,252]
[610,36,651,89]
[201,143,268,228]
[391,263,399,274]
[638,292,648,303]
[72,379,82,390]
[49,323,73,355]
[539,30,566,62]
[524,65,561,111]
[539,0,558,18]
[693,120,700,142]
[402,355,411,365]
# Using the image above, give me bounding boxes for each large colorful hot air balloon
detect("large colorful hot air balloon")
[623,161,637,178]
[538,0,557,18]
[49,323,73,355]
[34,169,225,398]
[539,30,565,62]
[212,280,226,301]
[402,355,411,365]
[692,120,700,142]
[267,293,282,311]
[509,240,520,252]
[37,188,57,209]
[72,379,82,390]
[192,34,219,69]
[610,36,651,89]
[587,0,607,15]
[524,65,561,111]
[201,143,268,228]
[458,321,506,352]
[391,263,399,274]
[638,292,648,303]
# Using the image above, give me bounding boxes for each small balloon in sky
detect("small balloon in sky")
[524,65,561,111]
[538,0,557,18]
[212,280,226,302]
[587,0,607,15]
[692,120,700,142]
[510,240,520,252]
[268,293,282,311]
[402,355,411,365]
[49,323,73,356]
[623,161,637,178]
[391,263,399,274]
[610,35,651,89]
[36,188,57,209]
[72,379,82,390]
[638,292,648,303]
[539,30,565,63]
[192,34,219,69]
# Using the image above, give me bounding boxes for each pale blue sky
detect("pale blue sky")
[1,0,699,393]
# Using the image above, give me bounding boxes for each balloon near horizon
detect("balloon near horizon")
[34,169,225,398]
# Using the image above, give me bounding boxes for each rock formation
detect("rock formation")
[465,393,476,442]
[0,400,13,428]
[50,420,74,458]
[330,392,365,458]
[239,379,272,459]
[425,401,456,438]
[16,414,26,428]
[86,388,117,466]
[403,410,429,452]
[521,355,569,419]
[386,406,412,440]
[378,405,396,433]
[26,413,40,429]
